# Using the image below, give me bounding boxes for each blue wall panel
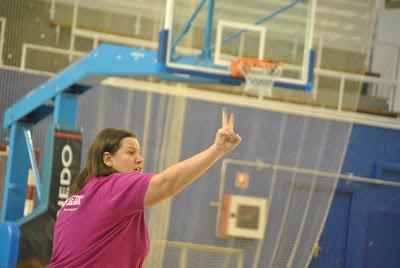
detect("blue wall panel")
[343,124,400,177]
[309,190,352,267]
[310,124,400,268]
[364,209,400,267]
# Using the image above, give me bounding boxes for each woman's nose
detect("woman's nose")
[136,154,144,163]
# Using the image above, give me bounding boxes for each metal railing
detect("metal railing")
[72,28,199,56]
[313,32,400,113]
[314,68,400,112]
[16,39,400,116]
[20,43,85,71]
[0,17,6,66]
[150,239,244,268]
[372,40,400,110]
[74,28,158,51]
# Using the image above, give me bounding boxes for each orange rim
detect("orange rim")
[231,58,283,78]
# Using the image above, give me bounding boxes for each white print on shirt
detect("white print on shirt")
[60,195,84,212]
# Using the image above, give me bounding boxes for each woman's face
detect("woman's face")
[104,137,144,173]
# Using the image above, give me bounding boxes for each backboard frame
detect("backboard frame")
[161,0,316,91]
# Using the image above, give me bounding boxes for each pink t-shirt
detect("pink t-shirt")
[47,172,154,268]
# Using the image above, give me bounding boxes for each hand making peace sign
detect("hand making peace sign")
[214,107,242,154]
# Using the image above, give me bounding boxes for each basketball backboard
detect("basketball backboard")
[162,0,316,90]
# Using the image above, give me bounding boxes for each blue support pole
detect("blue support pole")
[202,0,215,59]
[1,123,31,222]
[0,221,20,268]
[53,91,79,126]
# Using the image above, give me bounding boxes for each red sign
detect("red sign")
[235,172,249,189]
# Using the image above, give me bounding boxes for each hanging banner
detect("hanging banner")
[49,130,83,215]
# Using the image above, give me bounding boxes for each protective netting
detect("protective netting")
[0,0,379,267]
[152,97,352,268]
[77,82,352,268]
[0,74,351,267]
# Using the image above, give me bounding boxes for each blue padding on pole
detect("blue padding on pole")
[0,221,20,268]
[307,49,315,91]
[158,30,169,64]
[202,0,215,59]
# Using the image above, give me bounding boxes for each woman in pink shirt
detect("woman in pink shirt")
[47,108,241,268]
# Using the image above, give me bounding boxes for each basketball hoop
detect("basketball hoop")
[231,58,283,99]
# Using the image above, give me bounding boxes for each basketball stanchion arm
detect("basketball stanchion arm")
[3,45,162,129]
[0,44,162,267]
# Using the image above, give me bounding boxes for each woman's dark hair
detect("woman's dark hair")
[69,128,136,196]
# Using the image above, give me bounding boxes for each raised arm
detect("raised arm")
[144,108,241,208]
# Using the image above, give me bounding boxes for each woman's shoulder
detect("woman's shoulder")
[97,172,155,184]
[81,173,154,194]
[110,172,155,178]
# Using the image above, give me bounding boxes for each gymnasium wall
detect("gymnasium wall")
[371,0,400,111]
[1,68,400,267]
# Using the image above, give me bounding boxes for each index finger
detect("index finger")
[222,107,228,128]
[229,112,234,130]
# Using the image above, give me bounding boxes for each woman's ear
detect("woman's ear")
[103,152,113,167]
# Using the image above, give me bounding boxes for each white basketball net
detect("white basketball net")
[240,63,283,99]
